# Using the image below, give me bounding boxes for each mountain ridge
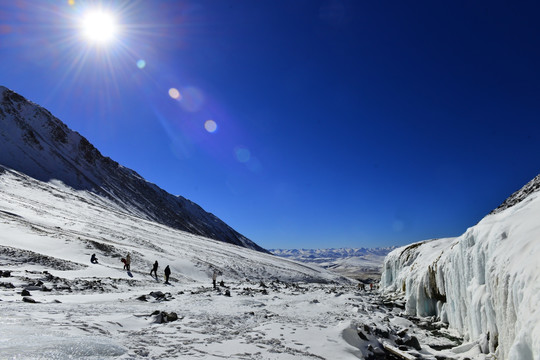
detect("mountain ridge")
[0,86,265,252]
[271,247,397,281]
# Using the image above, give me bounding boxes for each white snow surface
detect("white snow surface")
[381,184,540,360]
[0,167,492,359]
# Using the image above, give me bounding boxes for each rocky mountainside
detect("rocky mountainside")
[489,173,540,214]
[0,86,265,252]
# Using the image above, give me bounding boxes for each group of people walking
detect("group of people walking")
[90,252,171,284]
[91,253,223,288]
[149,260,171,284]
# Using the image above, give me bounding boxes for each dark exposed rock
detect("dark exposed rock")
[148,291,173,301]
[22,296,38,303]
[0,245,86,270]
[373,326,390,339]
[403,335,421,350]
[153,311,179,324]
[363,324,372,334]
[149,291,165,299]
[490,174,540,215]
[21,289,31,296]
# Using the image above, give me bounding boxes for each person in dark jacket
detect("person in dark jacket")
[150,261,158,278]
[90,254,98,264]
[164,265,171,284]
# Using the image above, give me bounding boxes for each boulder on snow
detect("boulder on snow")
[22,296,38,303]
[149,291,173,301]
[0,282,15,289]
[403,335,421,350]
[153,311,178,324]
[21,289,31,296]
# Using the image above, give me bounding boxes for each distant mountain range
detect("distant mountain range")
[270,247,396,281]
[0,86,264,252]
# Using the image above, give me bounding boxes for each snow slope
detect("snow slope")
[1,165,492,359]
[0,85,264,251]
[380,175,540,360]
[0,166,344,284]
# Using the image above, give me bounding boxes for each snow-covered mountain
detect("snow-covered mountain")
[271,247,396,281]
[0,85,264,252]
[0,168,488,359]
[380,175,540,360]
[0,165,348,284]
[0,85,506,360]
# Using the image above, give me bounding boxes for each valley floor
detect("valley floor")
[0,268,490,360]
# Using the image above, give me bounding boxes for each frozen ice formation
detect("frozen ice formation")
[381,176,540,360]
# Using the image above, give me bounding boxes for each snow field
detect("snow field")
[0,162,508,360]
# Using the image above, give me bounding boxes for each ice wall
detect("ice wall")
[381,190,540,360]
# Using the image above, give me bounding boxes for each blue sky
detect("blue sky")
[1,0,539,250]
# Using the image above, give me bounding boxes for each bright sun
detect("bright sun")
[81,10,118,44]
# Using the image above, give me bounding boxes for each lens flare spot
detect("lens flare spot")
[179,86,204,112]
[168,88,181,100]
[204,120,217,133]
[68,0,75,6]
[235,147,251,163]
[136,59,146,69]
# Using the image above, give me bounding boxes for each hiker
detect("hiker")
[90,254,98,264]
[164,265,171,284]
[150,260,158,278]
[125,253,131,271]
[212,270,218,289]
[121,258,127,269]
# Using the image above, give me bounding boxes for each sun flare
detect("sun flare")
[81,10,118,44]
